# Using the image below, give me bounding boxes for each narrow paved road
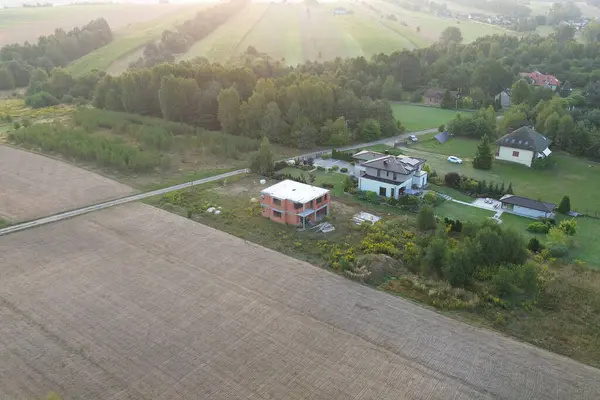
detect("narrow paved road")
[0,169,248,237]
[0,127,438,237]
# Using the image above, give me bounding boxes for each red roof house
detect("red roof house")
[519,71,560,90]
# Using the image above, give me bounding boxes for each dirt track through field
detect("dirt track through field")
[0,203,598,399]
[0,145,134,221]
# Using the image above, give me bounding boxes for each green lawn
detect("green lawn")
[409,134,480,159]
[277,167,348,197]
[434,201,495,221]
[391,104,471,131]
[428,184,473,202]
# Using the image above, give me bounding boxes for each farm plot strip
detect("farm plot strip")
[0,168,247,237]
[179,2,269,63]
[0,203,599,399]
[233,3,303,65]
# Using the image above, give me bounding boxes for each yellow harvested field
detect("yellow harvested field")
[0,145,134,221]
[0,203,598,399]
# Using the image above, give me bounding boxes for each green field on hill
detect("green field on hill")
[68,4,205,76]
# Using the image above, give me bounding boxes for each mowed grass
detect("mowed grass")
[391,103,470,131]
[409,133,479,159]
[434,200,495,221]
[68,4,205,76]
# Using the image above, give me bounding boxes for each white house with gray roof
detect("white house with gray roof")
[354,152,428,199]
[495,126,551,168]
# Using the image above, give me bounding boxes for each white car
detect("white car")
[447,156,463,164]
[409,135,418,142]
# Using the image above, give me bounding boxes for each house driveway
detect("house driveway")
[313,158,354,174]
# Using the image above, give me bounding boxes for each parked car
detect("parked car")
[409,135,418,142]
[447,156,463,164]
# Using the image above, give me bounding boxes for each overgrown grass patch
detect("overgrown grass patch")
[277,167,348,197]
[409,134,480,159]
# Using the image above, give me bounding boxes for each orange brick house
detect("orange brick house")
[260,180,331,228]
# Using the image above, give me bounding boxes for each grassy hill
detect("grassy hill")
[67,4,205,77]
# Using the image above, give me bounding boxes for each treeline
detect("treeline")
[0,18,112,90]
[130,0,248,69]
[91,58,401,149]
[24,68,105,107]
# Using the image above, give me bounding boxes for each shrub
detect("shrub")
[340,167,348,173]
[317,166,326,171]
[321,154,331,159]
[321,183,335,189]
[13,121,20,129]
[331,165,340,171]
[558,219,577,235]
[62,94,74,104]
[527,222,550,233]
[558,195,571,214]
[417,205,437,231]
[438,124,445,132]
[445,172,461,188]
[527,237,544,253]
[24,91,60,108]
[423,191,438,204]
[547,244,570,258]
[21,118,31,128]
[273,161,288,171]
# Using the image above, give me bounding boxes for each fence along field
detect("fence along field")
[0,4,191,46]
[0,203,599,399]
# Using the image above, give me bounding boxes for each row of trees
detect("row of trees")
[130,0,248,68]
[90,58,401,149]
[0,18,112,90]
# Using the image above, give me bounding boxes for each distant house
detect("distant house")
[354,152,428,198]
[260,180,330,228]
[519,71,560,91]
[495,89,511,109]
[500,195,556,219]
[332,7,350,15]
[494,126,552,168]
[423,89,458,106]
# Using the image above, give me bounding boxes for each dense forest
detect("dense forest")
[11,0,600,158]
[0,18,112,90]
[130,0,248,69]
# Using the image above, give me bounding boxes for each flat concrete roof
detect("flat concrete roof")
[261,179,329,203]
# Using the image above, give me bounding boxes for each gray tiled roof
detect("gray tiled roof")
[362,155,425,175]
[500,195,556,212]
[495,126,551,152]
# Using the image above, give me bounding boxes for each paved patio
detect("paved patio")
[313,158,354,175]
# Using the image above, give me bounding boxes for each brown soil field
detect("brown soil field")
[0,4,199,46]
[0,203,598,399]
[0,145,134,221]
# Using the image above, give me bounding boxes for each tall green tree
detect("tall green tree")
[440,90,455,109]
[45,68,74,99]
[510,80,531,105]
[250,137,274,176]
[417,205,437,231]
[217,86,241,134]
[473,134,494,170]
[439,27,463,46]
[260,101,285,142]
[158,75,199,124]
[0,68,16,90]
[26,68,49,95]
[558,195,571,214]
[358,118,381,141]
